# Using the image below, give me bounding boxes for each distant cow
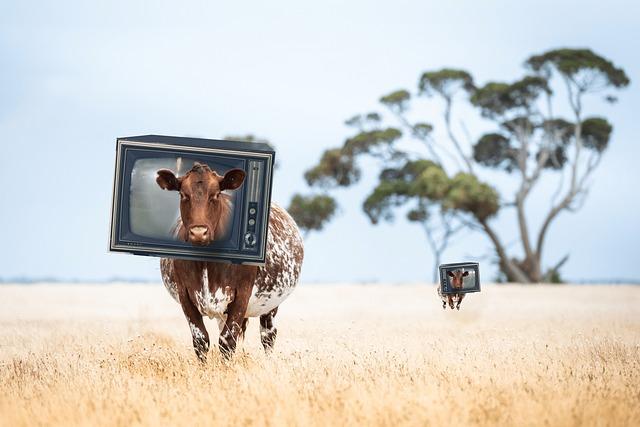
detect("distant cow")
[439,269,469,310]
[156,162,304,360]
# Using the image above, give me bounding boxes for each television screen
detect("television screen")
[438,262,481,294]
[109,135,275,265]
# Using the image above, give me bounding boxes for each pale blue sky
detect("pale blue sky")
[1,0,638,282]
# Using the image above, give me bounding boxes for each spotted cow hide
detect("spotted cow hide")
[160,203,303,359]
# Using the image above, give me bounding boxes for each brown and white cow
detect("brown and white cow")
[156,162,304,360]
[438,269,468,310]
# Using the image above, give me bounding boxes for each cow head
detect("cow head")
[447,269,469,290]
[156,162,246,246]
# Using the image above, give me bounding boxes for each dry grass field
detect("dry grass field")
[0,283,638,427]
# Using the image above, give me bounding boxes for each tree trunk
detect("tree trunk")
[515,255,542,283]
[478,219,532,283]
[432,252,440,284]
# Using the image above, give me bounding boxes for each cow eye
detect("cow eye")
[180,193,190,202]
[209,193,219,203]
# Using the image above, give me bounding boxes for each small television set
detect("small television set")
[109,135,275,265]
[438,262,481,294]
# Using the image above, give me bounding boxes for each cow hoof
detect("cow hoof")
[194,339,209,363]
[260,329,277,353]
[218,345,234,360]
[195,349,208,363]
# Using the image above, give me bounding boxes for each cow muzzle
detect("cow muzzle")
[188,226,210,245]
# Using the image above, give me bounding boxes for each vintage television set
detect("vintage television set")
[109,135,275,265]
[438,262,481,294]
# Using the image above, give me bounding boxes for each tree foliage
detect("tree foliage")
[470,76,550,118]
[304,148,360,188]
[343,128,403,157]
[363,160,445,224]
[443,173,499,221]
[473,133,518,172]
[380,90,411,112]
[581,117,612,152]
[418,69,474,98]
[526,48,630,89]
[287,194,337,234]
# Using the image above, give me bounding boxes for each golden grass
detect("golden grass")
[0,283,638,427]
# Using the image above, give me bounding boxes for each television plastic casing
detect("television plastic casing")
[109,135,275,266]
[438,262,481,294]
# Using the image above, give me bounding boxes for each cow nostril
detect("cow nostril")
[189,226,209,239]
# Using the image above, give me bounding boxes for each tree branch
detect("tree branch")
[384,108,463,169]
[536,94,583,259]
[511,121,537,274]
[550,166,566,206]
[444,97,475,174]
[535,195,571,259]
[421,210,465,282]
[422,222,441,283]
[543,254,569,282]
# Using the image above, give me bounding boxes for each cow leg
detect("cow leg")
[215,316,226,334]
[216,315,245,343]
[448,295,455,310]
[218,287,252,358]
[259,307,278,352]
[180,294,209,362]
[240,318,249,341]
[218,317,247,343]
[220,317,248,337]
[218,317,242,359]
[456,293,465,310]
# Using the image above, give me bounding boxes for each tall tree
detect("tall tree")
[293,48,629,283]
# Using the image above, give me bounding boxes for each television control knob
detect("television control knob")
[248,219,256,226]
[244,232,256,247]
[249,208,256,215]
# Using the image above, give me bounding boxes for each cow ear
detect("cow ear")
[447,271,454,278]
[462,271,470,277]
[156,169,181,191]
[220,168,246,191]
